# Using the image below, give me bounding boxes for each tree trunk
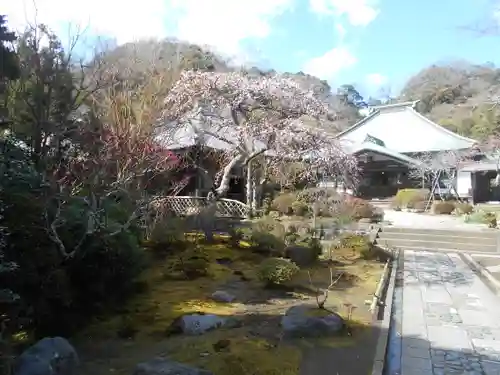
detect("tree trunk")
[246,161,253,218]
[213,154,243,197]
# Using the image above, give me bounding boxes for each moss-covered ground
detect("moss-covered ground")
[72,235,385,375]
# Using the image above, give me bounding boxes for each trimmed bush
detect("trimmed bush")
[257,258,300,286]
[454,202,474,215]
[464,210,497,227]
[394,188,430,208]
[413,200,428,212]
[345,198,377,221]
[431,201,456,215]
[271,193,296,215]
[291,200,309,216]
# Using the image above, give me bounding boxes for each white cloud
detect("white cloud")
[168,0,292,57]
[1,0,169,45]
[366,73,387,87]
[303,47,357,79]
[309,0,379,26]
[0,0,292,57]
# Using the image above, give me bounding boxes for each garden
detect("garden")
[68,194,389,375]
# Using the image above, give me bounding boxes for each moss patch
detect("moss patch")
[74,236,384,375]
[166,328,301,375]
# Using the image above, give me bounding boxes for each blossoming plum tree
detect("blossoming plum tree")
[160,70,358,205]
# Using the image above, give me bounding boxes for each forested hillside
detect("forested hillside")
[98,40,365,132]
[399,61,500,140]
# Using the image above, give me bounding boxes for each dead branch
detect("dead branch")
[307,268,344,309]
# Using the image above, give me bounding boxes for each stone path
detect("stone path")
[383,210,490,231]
[394,250,500,375]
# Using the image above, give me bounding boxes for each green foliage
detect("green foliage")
[0,139,146,337]
[7,25,78,161]
[257,258,299,286]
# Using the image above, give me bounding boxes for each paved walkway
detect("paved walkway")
[390,250,500,375]
[383,210,490,232]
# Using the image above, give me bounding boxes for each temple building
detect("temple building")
[334,101,477,198]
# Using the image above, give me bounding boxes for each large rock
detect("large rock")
[284,245,317,266]
[14,337,79,375]
[170,314,240,336]
[281,304,344,338]
[133,358,213,375]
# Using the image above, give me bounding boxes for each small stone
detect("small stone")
[211,290,236,303]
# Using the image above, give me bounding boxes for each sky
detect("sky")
[1,0,499,98]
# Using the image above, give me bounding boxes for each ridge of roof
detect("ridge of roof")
[335,102,477,147]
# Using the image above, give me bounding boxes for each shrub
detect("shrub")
[464,210,497,226]
[339,233,374,258]
[271,193,296,215]
[0,141,146,337]
[432,201,456,215]
[339,233,370,251]
[343,198,377,221]
[298,236,323,258]
[170,245,210,279]
[257,258,299,286]
[295,187,340,204]
[390,197,402,211]
[454,202,474,215]
[413,200,427,212]
[394,189,430,208]
[228,227,245,248]
[250,232,286,256]
[145,216,189,255]
[291,200,309,216]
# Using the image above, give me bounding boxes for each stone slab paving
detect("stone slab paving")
[400,250,500,375]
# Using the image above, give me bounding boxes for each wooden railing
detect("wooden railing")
[153,196,250,218]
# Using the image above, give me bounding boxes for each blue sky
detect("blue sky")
[2,0,499,98]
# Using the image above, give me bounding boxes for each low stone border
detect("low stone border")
[370,249,400,375]
[462,253,500,295]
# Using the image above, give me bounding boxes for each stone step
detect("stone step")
[376,244,500,255]
[382,226,498,239]
[378,232,498,246]
[376,238,497,253]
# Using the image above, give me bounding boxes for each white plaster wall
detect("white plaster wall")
[456,171,472,198]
